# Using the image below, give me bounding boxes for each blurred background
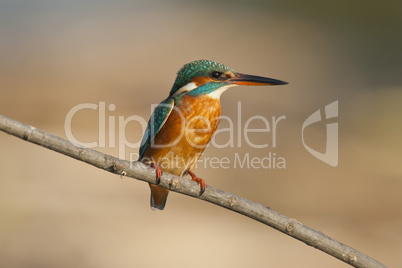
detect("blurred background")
[0,0,401,267]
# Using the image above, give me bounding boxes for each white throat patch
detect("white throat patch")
[207,84,237,99]
[172,82,237,99]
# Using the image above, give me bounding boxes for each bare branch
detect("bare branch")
[0,114,387,268]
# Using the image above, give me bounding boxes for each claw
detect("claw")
[188,171,205,196]
[150,163,162,184]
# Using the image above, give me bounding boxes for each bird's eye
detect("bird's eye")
[211,71,222,79]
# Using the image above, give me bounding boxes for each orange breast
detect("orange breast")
[141,94,221,176]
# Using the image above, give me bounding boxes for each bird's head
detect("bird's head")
[169,60,287,99]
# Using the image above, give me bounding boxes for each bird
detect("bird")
[139,60,288,210]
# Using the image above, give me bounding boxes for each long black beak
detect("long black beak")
[228,73,288,86]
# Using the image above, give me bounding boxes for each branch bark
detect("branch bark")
[0,114,387,268]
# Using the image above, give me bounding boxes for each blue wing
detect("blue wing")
[139,98,175,159]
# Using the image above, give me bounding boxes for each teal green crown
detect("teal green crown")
[169,60,236,97]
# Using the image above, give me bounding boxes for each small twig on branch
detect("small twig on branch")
[0,114,387,268]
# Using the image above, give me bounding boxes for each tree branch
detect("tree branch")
[0,114,387,268]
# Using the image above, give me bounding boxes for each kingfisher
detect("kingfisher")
[139,60,287,210]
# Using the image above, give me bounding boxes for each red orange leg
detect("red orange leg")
[150,163,162,185]
[188,171,205,196]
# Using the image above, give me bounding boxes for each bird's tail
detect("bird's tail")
[149,183,169,210]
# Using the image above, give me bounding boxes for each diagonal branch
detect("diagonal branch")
[0,114,387,268]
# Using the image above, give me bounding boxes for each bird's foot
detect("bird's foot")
[188,171,205,196]
[150,163,162,184]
